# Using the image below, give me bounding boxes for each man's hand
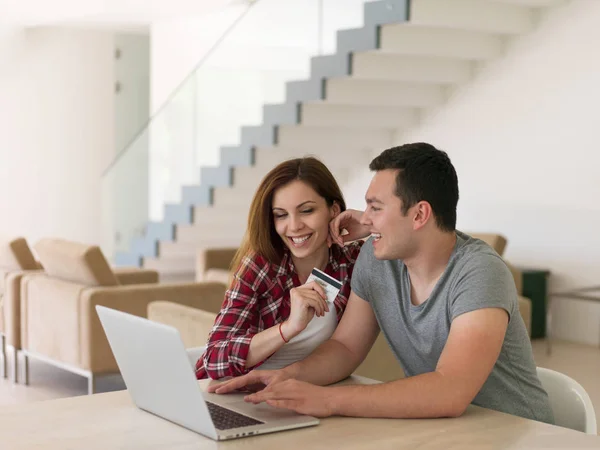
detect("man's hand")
[245,379,335,418]
[207,369,292,394]
[328,209,370,247]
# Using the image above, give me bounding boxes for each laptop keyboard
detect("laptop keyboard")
[205,401,264,430]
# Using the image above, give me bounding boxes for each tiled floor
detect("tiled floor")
[1,340,599,432]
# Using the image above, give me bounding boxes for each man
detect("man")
[210,143,554,424]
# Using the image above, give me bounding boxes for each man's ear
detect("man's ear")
[413,201,432,231]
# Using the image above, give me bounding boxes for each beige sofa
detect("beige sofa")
[1,237,160,382]
[18,238,227,393]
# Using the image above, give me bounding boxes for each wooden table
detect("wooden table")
[1,377,599,449]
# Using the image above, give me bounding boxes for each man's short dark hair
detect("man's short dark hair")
[369,143,459,231]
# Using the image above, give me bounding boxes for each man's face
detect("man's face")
[360,169,417,260]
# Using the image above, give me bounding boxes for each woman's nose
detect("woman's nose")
[289,214,304,231]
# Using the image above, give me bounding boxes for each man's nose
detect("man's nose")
[360,210,372,226]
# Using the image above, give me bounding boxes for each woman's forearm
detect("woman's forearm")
[246,321,294,367]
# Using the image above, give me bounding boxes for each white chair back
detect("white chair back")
[536,367,597,434]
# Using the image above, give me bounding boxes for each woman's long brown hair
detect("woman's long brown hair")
[230,157,347,274]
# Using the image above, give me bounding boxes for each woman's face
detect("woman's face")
[271,180,340,260]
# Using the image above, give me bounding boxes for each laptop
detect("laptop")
[96,305,319,441]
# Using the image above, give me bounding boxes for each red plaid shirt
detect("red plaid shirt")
[195,241,363,380]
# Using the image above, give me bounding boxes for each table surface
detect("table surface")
[1,376,599,449]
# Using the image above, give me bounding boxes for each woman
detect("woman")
[195,157,363,380]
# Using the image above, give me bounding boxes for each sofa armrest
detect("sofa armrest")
[20,273,88,367]
[196,248,237,282]
[148,301,217,349]
[2,270,43,348]
[113,267,159,285]
[80,282,226,373]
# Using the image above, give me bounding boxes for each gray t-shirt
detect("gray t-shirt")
[351,231,554,424]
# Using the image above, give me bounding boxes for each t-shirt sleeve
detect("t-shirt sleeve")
[350,238,374,302]
[450,253,517,322]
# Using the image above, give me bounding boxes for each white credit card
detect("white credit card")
[305,268,342,304]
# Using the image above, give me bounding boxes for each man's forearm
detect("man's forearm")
[285,338,362,386]
[327,371,468,419]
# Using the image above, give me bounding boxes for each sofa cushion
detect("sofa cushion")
[0,237,38,271]
[34,239,119,286]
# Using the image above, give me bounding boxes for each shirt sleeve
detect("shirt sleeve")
[350,238,373,302]
[450,253,517,322]
[196,253,271,380]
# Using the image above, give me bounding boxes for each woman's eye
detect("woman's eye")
[301,209,314,214]
[274,214,287,219]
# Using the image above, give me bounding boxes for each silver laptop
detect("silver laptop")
[96,306,319,441]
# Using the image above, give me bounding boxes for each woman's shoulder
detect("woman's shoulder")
[233,251,273,283]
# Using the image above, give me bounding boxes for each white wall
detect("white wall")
[344,0,600,345]
[0,27,114,247]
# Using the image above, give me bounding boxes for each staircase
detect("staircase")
[111,0,565,282]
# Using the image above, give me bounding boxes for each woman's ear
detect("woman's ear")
[331,202,342,218]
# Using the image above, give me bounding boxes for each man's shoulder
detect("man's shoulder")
[455,232,507,263]
[450,233,513,282]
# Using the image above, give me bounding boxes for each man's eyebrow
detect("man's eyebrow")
[365,197,383,204]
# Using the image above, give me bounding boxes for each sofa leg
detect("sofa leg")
[0,334,6,379]
[88,374,96,395]
[17,350,29,385]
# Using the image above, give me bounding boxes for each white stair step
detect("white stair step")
[176,223,246,244]
[410,0,534,35]
[214,167,356,208]
[159,236,243,258]
[301,102,419,128]
[192,206,249,226]
[233,162,352,191]
[380,24,504,61]
[253,146,373,170]
[326,78,446,107]
[277,125,394,150]
[351,52,473,85]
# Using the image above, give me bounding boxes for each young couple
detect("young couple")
[196,143,554,425]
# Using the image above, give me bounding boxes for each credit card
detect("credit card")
[305,268,342,304]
